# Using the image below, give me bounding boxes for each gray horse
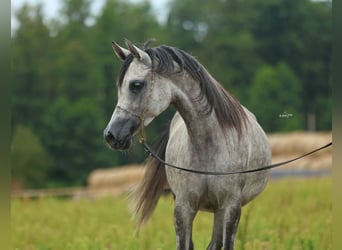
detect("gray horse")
[104,39,271,250]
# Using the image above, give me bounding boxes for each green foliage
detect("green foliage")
[249,62,304,132]
[11,126,51,188]
[11,177,332,249]
[11,4,54,131]
[40,97,117,186]
[249,0,332,126]
[11,0,331,187]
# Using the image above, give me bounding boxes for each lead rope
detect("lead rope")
[139,137,332,175]
[139,116,147,144]
[131,71,332,175]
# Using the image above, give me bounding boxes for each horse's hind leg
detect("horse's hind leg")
[174,201,197,250]
[207,210,224,250]
[223,203,241,250]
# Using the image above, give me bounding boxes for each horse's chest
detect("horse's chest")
[166,170,237,212]
[198,189,220,212]
[198,177,239,211]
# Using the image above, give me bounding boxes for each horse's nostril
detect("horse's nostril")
[104,130,115,143]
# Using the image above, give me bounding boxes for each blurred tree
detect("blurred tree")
[59,0,91,36]
[53,38,105,101]
[166,0,206,50]
[11,4,54,131]
[50,0,104,102]
[250,0,332,130]
[40,97,112,186]
[248,62,304,132]
[11,126,51,188]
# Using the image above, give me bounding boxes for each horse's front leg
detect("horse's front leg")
[174,199,197,250]
[207,210,224,250]
[223,202,241,250]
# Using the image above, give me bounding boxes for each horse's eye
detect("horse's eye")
[129,80,145,94]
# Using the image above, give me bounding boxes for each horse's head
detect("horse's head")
[104,39,173,150]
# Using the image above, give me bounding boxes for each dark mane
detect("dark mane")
[117,45,248,136]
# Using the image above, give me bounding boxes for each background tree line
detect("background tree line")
[11,0,331,188]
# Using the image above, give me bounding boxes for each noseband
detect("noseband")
[116,105,148,144]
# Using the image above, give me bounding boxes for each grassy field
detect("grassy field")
[12,177,331,250]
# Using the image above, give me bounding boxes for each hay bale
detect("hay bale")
[87,164,144,197]
[268,131,331,156]
[271,154,332,170]
[268,131,332,170]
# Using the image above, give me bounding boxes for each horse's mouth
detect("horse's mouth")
[105,135,132,151]
[104,117,141,151]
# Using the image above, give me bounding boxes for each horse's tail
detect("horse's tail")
[130,127,170,231]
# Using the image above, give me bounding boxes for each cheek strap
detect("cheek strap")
[139,116,147,143]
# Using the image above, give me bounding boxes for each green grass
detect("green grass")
[12,177,331,250]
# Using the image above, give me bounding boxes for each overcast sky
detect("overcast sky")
[11,0,169,32]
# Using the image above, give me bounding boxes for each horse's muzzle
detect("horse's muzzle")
[104,116,140,150]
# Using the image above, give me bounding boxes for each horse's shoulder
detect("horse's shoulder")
[168,112,189,147]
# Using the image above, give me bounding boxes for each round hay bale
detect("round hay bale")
[87,164,144,190]
[271,150,332,170]
[268,131,332,156]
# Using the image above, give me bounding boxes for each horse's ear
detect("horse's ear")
[124,38,152,66]
[112,41,130,61]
